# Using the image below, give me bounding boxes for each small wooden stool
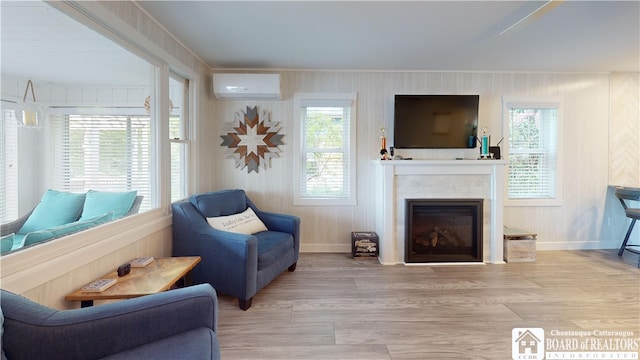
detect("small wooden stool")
[503,226,537,262]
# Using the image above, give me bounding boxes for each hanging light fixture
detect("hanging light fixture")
[144,95,173,115]
[18,80,44,128]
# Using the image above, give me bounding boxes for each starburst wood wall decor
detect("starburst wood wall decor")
[220,106,284,173]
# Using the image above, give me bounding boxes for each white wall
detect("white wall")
[2,0,638,308]
[214,71,636,252]
[609,72,640,188]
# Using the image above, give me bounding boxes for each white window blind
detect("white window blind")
[506,103,561,204]
[49,114,151,210]
[1,108,19,222]
[170,140,186,202]
[294,94,357,205]
[169,73,189,203]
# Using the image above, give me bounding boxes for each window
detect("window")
[0,1,161,257]
[503,97,563,206]
[169,72,190,202]
[0,105,18,222]
[49,112,152,210]
[293,93,357,206]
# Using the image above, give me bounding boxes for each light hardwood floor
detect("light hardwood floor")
[216,250,640,359]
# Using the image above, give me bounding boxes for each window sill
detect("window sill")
[294,198,357,206]
[505,199,563,207]
[0,209,171,293]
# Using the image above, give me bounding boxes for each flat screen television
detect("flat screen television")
[393,95,479,149]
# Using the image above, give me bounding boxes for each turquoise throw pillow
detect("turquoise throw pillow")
[18,189,86,234]
[80,190,137,220]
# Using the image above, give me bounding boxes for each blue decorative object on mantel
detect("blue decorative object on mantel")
[220,106,284,173]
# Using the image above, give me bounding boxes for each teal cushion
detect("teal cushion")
[23,230,54,247]
[80,190,137,220]
[12,234,25,250]
[52,212,114,236]
[1,233,27,254]
[24,212,114,246]
[1,234,15,254]
[18,189,86,234]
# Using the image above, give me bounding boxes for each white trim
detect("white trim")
[300,243,351,253]
[47,106,150,116]
[536,240,620,251]
[373,160,508,265]
[292,93,358,206]
[169,70,194,202]
[157,64,171,213]
[187,76,199,195]
[502,96,564,207]
[211,67,611,76]
[403,262,487,266]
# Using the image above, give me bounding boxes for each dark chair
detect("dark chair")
[614,186,640,267]
[1,284,220,360]
[172,189,300,310]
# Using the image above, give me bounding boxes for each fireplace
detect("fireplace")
[374,160,506,264]
[405,199,483,263]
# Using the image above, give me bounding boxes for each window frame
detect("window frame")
[293,93,357,206]
[169,71,191,203]
[502,96,563,207]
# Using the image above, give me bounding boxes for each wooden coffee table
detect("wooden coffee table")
[66,256,201,307]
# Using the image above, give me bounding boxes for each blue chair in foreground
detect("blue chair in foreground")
[172,189,300,310]
[1,284,220,360]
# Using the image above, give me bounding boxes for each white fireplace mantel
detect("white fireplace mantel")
[373,159,508,265]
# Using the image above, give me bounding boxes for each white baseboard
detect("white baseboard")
[535,240,621,251]
[300,241,623,255]
[300,244,351,253]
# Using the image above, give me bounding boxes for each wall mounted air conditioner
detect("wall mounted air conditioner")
[213,73,281,100]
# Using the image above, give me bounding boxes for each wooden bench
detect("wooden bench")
[503,226,537,262]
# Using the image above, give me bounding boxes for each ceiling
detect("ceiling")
[137,0,640,73]
[1,1,639,90]
[1,1,151,87]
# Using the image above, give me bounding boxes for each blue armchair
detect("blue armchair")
[0,284,220,360]
[172,189,300,310]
